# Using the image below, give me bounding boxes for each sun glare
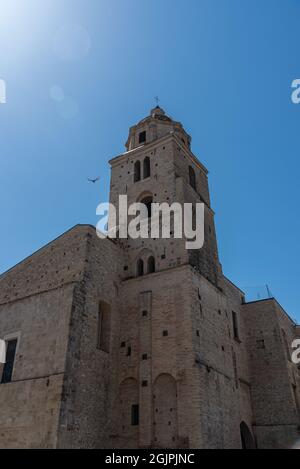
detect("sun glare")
[0,0,51,62]
[0,0,30,29]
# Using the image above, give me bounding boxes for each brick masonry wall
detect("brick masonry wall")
[56,226,125,449]
[0,225,89,448]
[0,109,298,450]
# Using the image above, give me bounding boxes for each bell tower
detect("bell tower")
[109,106,222,287]
[107,107,227,449]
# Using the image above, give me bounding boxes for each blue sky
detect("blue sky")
[0,0,299,319]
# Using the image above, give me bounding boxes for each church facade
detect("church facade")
[0,107,299,449]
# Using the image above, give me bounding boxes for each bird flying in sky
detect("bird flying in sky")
[87,176,100,184]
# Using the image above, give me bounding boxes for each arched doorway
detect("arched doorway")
[240,421,256,449]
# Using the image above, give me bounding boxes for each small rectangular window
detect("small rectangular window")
[1,339,17,384]
[139,131,146,144]
[256,339,265,350]
[131,404,139,426]
[232,311,240,341]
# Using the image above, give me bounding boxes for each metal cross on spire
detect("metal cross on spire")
[154,96,160,106]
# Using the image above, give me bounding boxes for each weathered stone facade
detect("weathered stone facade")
[0,107,299,449]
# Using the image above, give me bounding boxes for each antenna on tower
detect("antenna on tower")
[266,284,272,299]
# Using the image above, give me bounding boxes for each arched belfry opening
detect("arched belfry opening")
[240,422,256,449]
[139,195,153,218]
[143,157,150,179]
[134,161,141,182]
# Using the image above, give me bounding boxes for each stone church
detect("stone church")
[0,106,299,449]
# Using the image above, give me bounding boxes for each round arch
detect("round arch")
[153,374,178,448]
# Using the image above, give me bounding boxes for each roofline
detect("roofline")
[244,297,275,306]
[223,275,245,295]
[0,224,95,280]
[244,297,298,326]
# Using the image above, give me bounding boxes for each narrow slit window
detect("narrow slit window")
[232,311,240,341]
[97,302,111,353]
[131,404,139,426]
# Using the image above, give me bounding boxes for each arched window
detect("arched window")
[97,301,111,353]
[143,157,150,179]
[147,256,155,274]
[140,196,153,218]
[137,259,144,277]
[134,161,141,183]
[189,166,196,190]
